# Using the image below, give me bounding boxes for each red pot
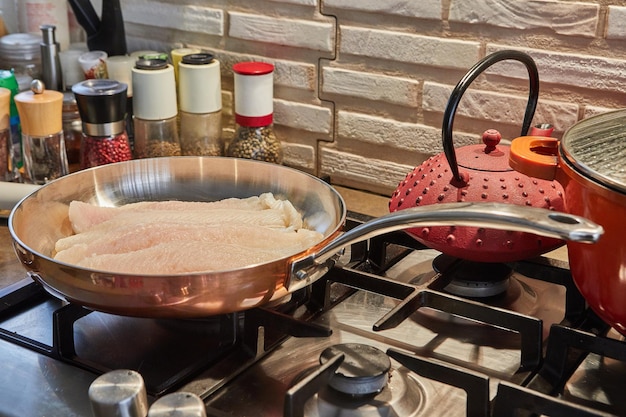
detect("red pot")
[510,109,626,335]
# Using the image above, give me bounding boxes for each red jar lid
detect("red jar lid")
[233,62,274,76]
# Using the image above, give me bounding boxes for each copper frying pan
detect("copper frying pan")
[9,157,602,318]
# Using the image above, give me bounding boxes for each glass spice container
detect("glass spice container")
[226,61,282,164]
[0,70,23,181]
[132,58,181,159]
[0,87,11,181]
[14,79,68,184]
[62,92,82,167]
[72,79,132,168]
[0,33,41,80]
[178,53,224,156]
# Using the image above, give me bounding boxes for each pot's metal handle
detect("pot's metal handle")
[287,202,603,291]
[443,50,540,184]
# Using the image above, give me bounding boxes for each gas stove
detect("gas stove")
[0,213,622,416]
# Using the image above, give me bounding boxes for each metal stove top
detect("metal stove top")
[0,214,623,416]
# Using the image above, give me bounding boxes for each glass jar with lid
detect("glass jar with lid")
[132,58,180,158]
[0,87,12,181]
[72,79,132,168]
[226,61,282,164]
[0,33,41,80]
[178,53,223,156]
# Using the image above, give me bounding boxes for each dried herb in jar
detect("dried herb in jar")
[178,53,224,156]
[132,58,180,159]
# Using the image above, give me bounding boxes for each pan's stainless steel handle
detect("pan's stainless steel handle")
[287,202,603,291]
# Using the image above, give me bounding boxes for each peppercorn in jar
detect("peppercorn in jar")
[226,61,282,164]
[72,79,132,168]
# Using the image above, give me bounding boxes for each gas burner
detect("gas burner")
[301,343,425,417]
[320,343,391,396]
[433,254,513,298]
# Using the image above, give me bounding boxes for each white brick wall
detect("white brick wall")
[115,0,626,196]
[229,12,335,52]
[123,0,224,35]
[449,0,599,37]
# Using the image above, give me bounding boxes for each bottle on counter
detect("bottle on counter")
[72,79,132,168]
[14,79,68,184]
[0,87,12,181]
[105,55,137,151]
[0,71,21,181]
[58,48,85,89]
[132,58,180,159]
[0,33,41,81]
[62,92,82,167]
[226,61,282,164]
[170,47,200,84]
[178,53,223,156]
[39,24,64,91]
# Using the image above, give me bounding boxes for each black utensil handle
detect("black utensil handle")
[68,0,100,36]
[442,50,540,183]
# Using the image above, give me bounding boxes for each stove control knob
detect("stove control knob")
[148,392,206,417]
[88,369,149,417]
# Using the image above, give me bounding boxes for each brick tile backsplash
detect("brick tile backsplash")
[83,1,626,195]
[449,0,600,37]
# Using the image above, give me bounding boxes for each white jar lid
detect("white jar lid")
[132,59,177,120]
[178,54,221,114]
[233,62,274,127]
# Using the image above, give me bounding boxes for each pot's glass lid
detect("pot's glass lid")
[561,109,626,193]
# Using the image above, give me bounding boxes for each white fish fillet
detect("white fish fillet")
[54,193,325,274]
[68,193,302,233]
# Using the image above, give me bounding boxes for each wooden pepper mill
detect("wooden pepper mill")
[14,79,68,184]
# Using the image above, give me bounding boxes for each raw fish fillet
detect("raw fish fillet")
[54,193,325,274]
[68,193,302,233]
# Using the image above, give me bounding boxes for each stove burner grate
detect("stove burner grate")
[0,279,331,397]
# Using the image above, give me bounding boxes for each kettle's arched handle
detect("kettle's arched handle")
[442,50,540,183]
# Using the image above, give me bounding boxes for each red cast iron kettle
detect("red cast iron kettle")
[389,50,565,262]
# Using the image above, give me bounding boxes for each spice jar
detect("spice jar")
[62,92,82,167]
[0,70,23,181]
[14,79,68,184]
[0,33,41,80]
[0,87,11,181]
[132,58,180,159]
[178,53,223,156]
[72,79,132,168]
[226,62,282,164]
